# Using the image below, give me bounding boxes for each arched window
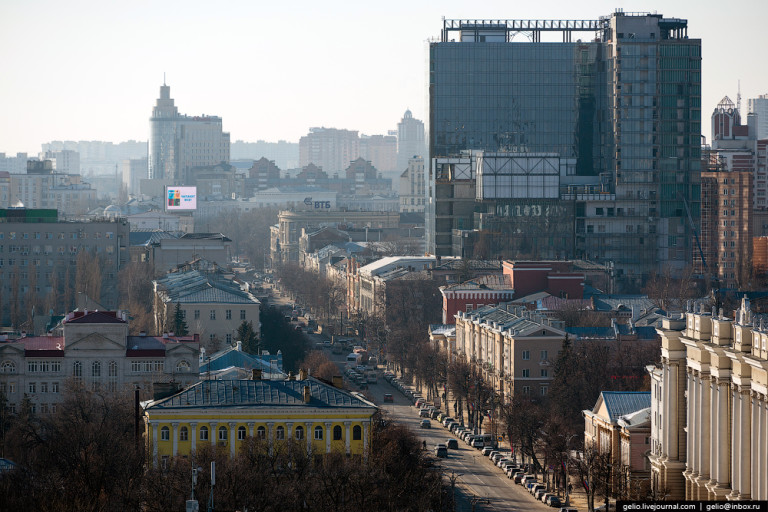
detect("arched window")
[276,426,285,440]
[160,426,170,441]
[314,426,323,440]
[91,361,101,377]
[295,426,304,440]
[73,361,82,378]
[200,426,209,441]
[353,425,362,441]
[333,425,342,441]
[176,360,191,373]
[0,361,16,373]
[256,426,266,440]
[218,427,228,441]
[238,426,246,440]
[179,426,188,441]
[108,361,118,392]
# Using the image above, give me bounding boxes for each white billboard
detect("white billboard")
[166,186,197,210]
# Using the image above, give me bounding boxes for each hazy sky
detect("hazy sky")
[1,0,767,154]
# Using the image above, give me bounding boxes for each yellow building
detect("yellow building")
[143,375,377,466]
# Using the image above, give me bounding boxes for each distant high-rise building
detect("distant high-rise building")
[428,11,702,285]
[360,134,398,177]
[299,127,360,175]
[122,158,148,196]
[396,109,426,173]
[42,149,80,174]
[749,94,768,140]
[148,84,230,184]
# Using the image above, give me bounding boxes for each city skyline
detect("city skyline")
[1,0,767,154]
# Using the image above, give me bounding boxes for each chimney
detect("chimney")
[251,368,262,380]
[236,340,242,351]
[303,385,311,403]
[288,372,295,381]
[332,375,343,389]
[299,368,308,381]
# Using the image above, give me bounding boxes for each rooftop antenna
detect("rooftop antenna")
[163,72,166,86]
[737,80,742,113]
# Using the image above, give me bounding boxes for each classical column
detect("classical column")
[684,369,695,500]
[151,421,159,467]
[739,388,751,500]
[696,374,711,499]
[247,422,255,438]
[729,384,741,500]
[171,422,179,456]
[190,422,197,452]
[305,422,312,453]
[210,422,218,447]
[229,422,237,457]
[363,421,369,460]
[286,422,293,440]
[344,421,351,455]
[325,422,332,454]
[267,422,274,455]
[759,396,766,500]
[713,378,731,496]
[751,392,759,500]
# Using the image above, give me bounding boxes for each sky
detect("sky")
[1,0,767,155]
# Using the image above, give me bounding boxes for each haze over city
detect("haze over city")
[1,0,767,154]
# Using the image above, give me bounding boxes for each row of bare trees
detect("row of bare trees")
[0,385,452,512]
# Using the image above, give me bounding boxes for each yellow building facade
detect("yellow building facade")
[143,377,377,466]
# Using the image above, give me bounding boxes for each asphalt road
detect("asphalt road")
[314,340,555,512]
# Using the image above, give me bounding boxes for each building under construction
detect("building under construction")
[428,10,701,289]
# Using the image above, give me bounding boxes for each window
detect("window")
[540,369,549,378]
[51,382,59,393]
[240,310,246,320]
[238,426,247,440]
[521,350,530,360]
[176,360,191,373]
[210,310,216,320]
[161,426,170,441]
[540,386,548,396]
[226,334,232,344]
[540,350,548,360]
[28,382,36,393]
[276,426,285,440]
[73,361,82,380]
[218,427,228,442]
[314,426,323,440]
[257,426,266,440]
[295,426,304,440]
[180,427,188,441]
[333,425,342,441]
[0,360,16,373]
[91,361,101,377]
[226,310,232,320]
[194,310,200,320]
[521,369,530,378]
[522,386,531,395]
[40,382,48,393]
[200,426,209,441]
[352,425,362,441]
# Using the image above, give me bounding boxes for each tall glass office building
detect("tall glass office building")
[427,12,701,286]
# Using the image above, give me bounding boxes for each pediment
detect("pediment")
[67,332,125,351]
[0,343,25,356]
[165,344,199,355]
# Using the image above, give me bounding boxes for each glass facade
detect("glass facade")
[428,13,701,284]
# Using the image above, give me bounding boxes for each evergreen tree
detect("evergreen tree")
[548,335,582,432]
[172,303,189,336]
[237,320,260,354]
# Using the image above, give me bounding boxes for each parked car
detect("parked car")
[430,409,441,419]
[546,496,561,507]
[419,408,431,418]
[531,484,545,496]
[420,419,431,429]
[534,487,547,500]
[507,468,524,479]
[441,417,454,427]
[446,439,459,450]
[471,437,484,449]
[383,393,393,403]
[541,493,555,503]
[497,458,513,468]
[434,444,448,458]
[491,452,505,463]
[513,473,526,484]
[482,447,495,456]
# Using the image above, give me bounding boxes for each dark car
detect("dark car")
[383,393,394,403]
[446,439,459,449]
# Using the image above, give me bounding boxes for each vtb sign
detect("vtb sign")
[303,197,331,209]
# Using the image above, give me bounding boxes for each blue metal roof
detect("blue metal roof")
[146,378,377,410]
[201,346,283,374]
[600,391,651,423]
